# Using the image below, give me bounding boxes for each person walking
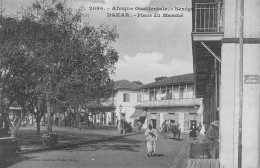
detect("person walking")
[204,120,219,158]
[201,121,206,134]
[137,120,142,132]
[145,124,157,157]
[189,121,197,139]
[197,122,202,135]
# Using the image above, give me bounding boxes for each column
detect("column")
[220,42,240,168]
[220,0,260,167]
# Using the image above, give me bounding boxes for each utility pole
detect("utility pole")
[238,0,244,167]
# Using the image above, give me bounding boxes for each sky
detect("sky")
[2,0,193,84]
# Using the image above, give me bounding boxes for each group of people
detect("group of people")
[144,120,219,159]
[161,121,181,139]
[190,121,219,158]
[189,122,203,139]
[204,120,219,158]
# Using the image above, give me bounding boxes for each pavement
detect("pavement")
[169,133,206,168]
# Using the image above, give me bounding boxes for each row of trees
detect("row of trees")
[0,0,119,137]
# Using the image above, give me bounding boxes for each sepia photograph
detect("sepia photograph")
[0,0,259,168]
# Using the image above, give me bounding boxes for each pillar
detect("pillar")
[220,0,260,167]
[220,43,240,168]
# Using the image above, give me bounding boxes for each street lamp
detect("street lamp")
[119,104,125,134]
[119,104,122,113]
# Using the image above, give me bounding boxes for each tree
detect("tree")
[132,80,144,86]
[0,14,48,136]
[155,76,167,81]
[0,0,119,136]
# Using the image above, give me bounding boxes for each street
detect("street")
[6,133,188,168]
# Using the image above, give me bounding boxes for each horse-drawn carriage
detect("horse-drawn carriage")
[161,123,181,139]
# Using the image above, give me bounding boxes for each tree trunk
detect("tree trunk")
[46,93,52,133]
[78,116,81,131]
[2,113,10,134]
[71,117,73,127]
[10,113,24,138]
[36,118,41,134]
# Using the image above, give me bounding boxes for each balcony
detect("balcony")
[140,98,202,108]
[193,2,224,33]
[192,1,224,41]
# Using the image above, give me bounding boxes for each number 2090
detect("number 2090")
[89,6,104,10]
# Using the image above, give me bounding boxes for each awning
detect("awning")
[130,109,146,119]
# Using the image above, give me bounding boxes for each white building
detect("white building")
[113,80,141,125]
[91,80,141,126]
[137,74,203,131]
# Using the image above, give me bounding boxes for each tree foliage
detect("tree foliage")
[132,80,144,86]
[154,76,167,82]
[0,0,119,136]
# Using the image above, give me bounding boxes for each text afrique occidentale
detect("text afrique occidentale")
[111,6,193,12]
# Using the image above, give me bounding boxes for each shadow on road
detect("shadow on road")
[167,138,185,141]
[63,136,143,153]
[0,155,38,168]
[151,154,165,157]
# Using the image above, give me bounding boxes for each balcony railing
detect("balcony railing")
[147,91,195,101]
[194,2,224,33]
[141,98,202,108]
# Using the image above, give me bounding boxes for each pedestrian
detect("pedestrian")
[197,122,202,135]
[189,121,197,139]
[144,124,157,157]
[204,120,219,158]
[201,121,206,134]
[55,115,59,126]
[137,120,142,132]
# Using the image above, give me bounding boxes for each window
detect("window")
[149,90,157,101]
[166,89,172,100]
[137,94,142,102]
[169,113,175,123]
[170,120,175,123]
[123,93,130,102]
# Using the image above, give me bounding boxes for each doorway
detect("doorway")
[190,120,197,127]
[151,119,156,129]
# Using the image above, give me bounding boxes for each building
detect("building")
[91,80,141,126]
[191,0,222,129]
[191,0,260,167]
[137,73,203,131]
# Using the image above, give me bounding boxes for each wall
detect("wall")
[145,106,203,131]
[114,90,141,124]
[219,0,260,167]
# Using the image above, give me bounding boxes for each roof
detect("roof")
[114,80,140,91]
[140,73,194,88]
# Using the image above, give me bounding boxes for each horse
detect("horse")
[170,123,181,139]
[160,123,169,139]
